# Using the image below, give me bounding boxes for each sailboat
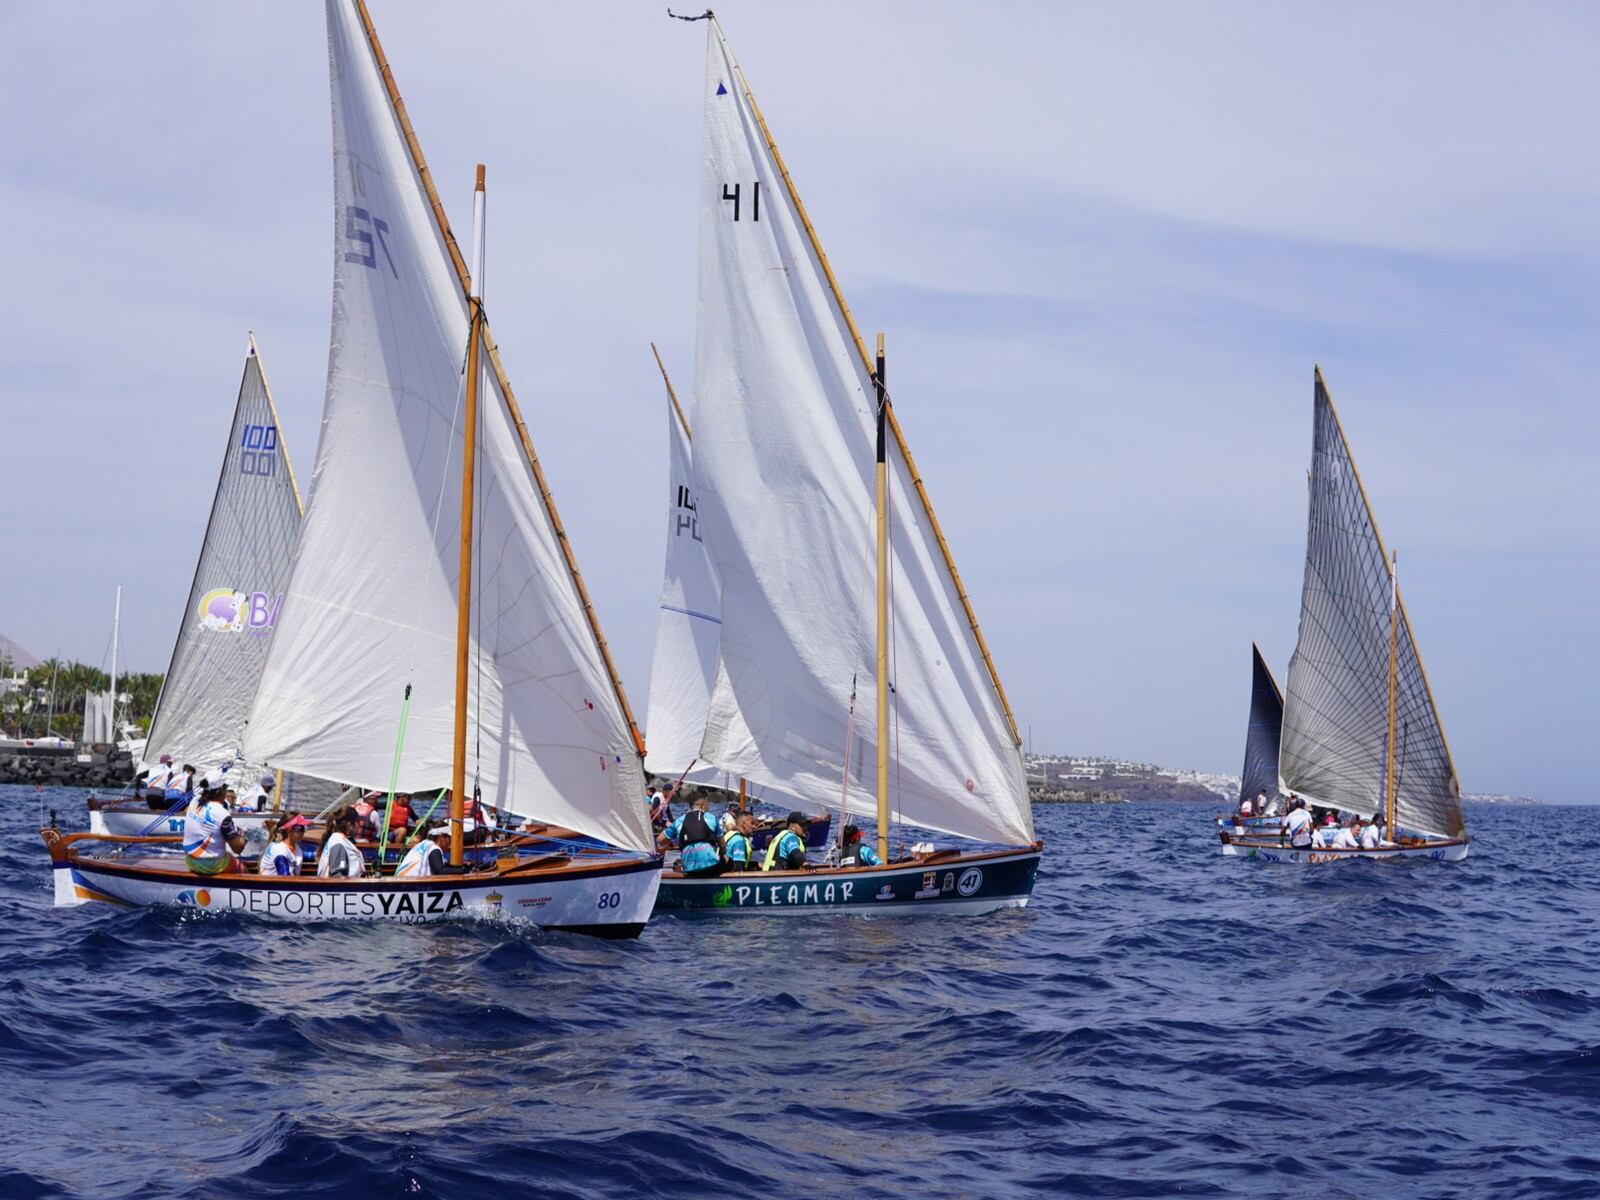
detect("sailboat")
[1221,369,1470,864]
[1216,644,1286,852]
[88,337,312,845]
[641,344,830,852]
[653,14,1041,915]
[44,0,662,932]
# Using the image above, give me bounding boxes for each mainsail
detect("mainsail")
[642,353,724,785]
[243,0,652,855]
[1277,370,1464,839]
[689,18,1032,848]
[144,343,303,774]
[1237,643,1283,806]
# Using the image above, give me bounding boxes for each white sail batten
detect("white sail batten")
[243,0,652,855]
[642,384,724,785]
[691,22,1032,847]
[1278,373,1464,839]
[145,349,303,775]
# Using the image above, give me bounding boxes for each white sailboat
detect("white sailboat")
[88,337,314,844]
[45,0,662,932]
[641,345,726,795]
[1222,368,1470,864]
[654,14,1041,915]
[640,345,828,849]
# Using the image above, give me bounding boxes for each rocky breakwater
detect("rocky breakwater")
[0,745,135,789]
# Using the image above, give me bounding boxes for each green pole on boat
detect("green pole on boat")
[375,683,413,867]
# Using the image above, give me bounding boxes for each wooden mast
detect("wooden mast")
[714,17,1022,749]
[1385,550,1399,834]
[351,0,648,761]
[874,332,891,865]
[651,342,693,442]
[449,164,487,867]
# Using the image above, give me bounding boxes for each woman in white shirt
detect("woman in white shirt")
[317,810,366,878]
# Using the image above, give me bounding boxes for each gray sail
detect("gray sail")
[1277,370,1464,839]
[1238,643,1283,806]
[144,342,304,777]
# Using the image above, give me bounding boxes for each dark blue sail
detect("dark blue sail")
[1238,643,1284,805]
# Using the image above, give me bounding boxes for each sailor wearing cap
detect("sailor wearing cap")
[395,824,472,878]
[259,814,310,876]
[837,824,880,867]
[182,770,246,876]
[762,812,810,871]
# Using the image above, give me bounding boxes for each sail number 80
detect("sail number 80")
[596,891,622,910]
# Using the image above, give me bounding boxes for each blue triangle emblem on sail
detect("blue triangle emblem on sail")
[716,81,727,95]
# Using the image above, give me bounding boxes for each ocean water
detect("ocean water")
[2,787,1596,1200]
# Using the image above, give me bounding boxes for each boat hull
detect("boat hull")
[88,799,280,851]
[46,834,662,937]
[654,844,1041,917]
[1220,831,1470,864]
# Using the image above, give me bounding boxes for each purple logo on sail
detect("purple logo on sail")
[198,588,284,635]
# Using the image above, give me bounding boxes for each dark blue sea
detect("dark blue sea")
[2,787,1596,1200]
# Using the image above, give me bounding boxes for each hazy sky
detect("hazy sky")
[0,3,1593,801]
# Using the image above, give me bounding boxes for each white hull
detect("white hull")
[90,804,280,851]
[1221,833,1470,864]
[48,839,662,937]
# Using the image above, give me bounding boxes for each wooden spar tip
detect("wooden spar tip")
[667,8,715,20]
[246,330,257,357]
[651,343,693,441]
[475,163,485,191]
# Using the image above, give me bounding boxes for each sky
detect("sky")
[0,2,1594,802]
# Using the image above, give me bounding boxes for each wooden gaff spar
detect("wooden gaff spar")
[44,0,662,933]
[652,12,1041,916]
[1219,369,1470,865]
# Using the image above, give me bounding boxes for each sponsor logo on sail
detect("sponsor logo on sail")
[198,588,284,635]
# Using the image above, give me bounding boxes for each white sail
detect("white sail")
[144,346,303,775]
[690,20,1032,848]
[243,0,652,855]
[1278,371,1464,839]
[642,383,724,785]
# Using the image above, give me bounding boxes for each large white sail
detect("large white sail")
[243,0,652,855]
[690,19,1032,848]
[1278,371,1464,839]
[642,381,724,785]
[145,345,303,775]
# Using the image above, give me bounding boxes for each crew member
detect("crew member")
[1330,817,1362,850]
[1282,798,1313,849]
[165,762,196,805]
[259,814,309,876]
[1359,815,1382,850]
[317,810,366,878]
[762,812,809,871]
[395,825,471,878]
[141,754,174,807]
[722,811,756,871]
[673,794,724,876]
[838,824,881,867]
[182,772,246,875]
